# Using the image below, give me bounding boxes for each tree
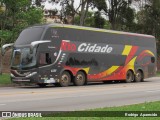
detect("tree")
[135,0,160,36]
[93,11,105,28]
[84,12,94,27]
[35,0,41,7]
[59,0,77,24]
[135,0,160,54]
[94,0,133,30]
[117,5,135,31]
[133,0,148,10]
[79,0,94,26]
[74,11,105,28]
[57,0,94,25]
[0,0,44,44]
[74,12,94,27]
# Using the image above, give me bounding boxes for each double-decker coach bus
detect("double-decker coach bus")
[2,24,157,87]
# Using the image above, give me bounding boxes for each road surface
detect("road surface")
[0,77,160,111]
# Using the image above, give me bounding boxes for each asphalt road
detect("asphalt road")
[0,77,160,111]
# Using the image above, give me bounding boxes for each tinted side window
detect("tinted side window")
[151,57,155,63]
[39,53,51,65]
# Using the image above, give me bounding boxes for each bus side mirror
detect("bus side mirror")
[30,41,51,54]
[1,43,14,56]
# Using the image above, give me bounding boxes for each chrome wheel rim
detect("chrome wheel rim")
[61,74,69,84]
[76,74,84,84]
[136,72,141,81]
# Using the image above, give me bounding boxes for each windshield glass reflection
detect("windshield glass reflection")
[12,48,36,68]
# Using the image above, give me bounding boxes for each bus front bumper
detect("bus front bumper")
[11,72,38,83]
[11,72,58,84]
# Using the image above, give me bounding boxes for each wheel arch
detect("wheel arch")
[127,69,134,75]
[77,70,87,80]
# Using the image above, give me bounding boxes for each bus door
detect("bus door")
[38,51,53,83]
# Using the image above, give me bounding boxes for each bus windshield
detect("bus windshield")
[11,48,36,69]
[15,27,44,45]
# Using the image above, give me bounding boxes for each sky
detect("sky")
[42,0,138,20]
[43,0,80,10]
[40,0,139,12]
[42,0,105,19]
[43,1,60,10]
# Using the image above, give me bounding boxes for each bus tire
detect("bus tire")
[125,70,134,83]
[59,71,71,87]
[135,70,143,82]
[74,71,86,86]
[38,83,46,88]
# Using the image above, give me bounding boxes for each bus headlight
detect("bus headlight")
[26,72,37,78]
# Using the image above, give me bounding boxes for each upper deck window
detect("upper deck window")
[15,27,44,45]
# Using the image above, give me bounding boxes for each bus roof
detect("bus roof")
[32,23,155,39]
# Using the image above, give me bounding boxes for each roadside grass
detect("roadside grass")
[157,71,160,76]
[0,73,11,85]
[10,101,160,120]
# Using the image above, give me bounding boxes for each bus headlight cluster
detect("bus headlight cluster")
[26,72,37,78]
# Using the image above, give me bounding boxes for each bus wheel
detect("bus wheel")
[74,71,86,86]
[125,70,134,83]
[135,70,143,82]
[59,71,71,87]
[38,83,46,88]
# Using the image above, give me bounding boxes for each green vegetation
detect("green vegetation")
[9,117,158,120]
[0,0,44,46]
[10,101,160,119]
[94,101,160,111]
[0,74,11,85]
[157,72,160,76]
